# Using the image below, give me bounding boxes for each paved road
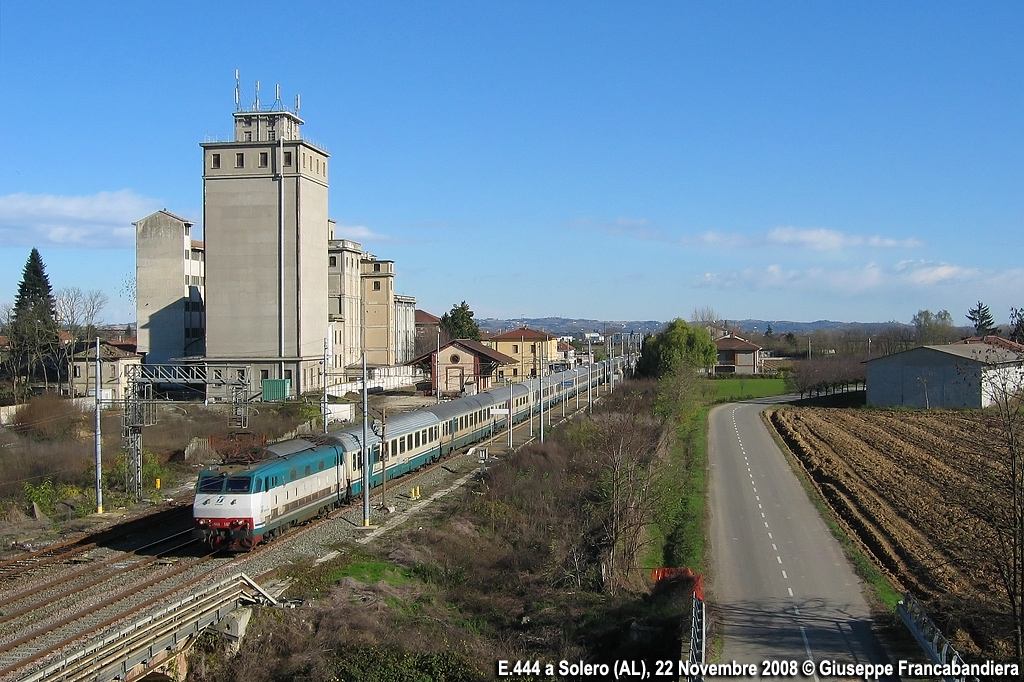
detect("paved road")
[709,397,892,675]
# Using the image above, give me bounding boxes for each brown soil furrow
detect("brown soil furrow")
[766,405,1010,657]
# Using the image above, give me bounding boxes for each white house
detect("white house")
[865,339,1024,409]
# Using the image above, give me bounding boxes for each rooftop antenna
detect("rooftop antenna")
[234,69,241,111]
[294,93,301,115]
[274,83,282,110]
[254,80,260,111]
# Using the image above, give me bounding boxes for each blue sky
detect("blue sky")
[1,2,1021,326]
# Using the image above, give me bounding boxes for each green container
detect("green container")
[262,378,291,402]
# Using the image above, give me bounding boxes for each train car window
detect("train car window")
[253,479,263,493]
[198,476,225,493]
[318,461,325,472]
[290,469,298,481]
[400,438,406,454]
[225,477,251,493]
[304,465,312,476]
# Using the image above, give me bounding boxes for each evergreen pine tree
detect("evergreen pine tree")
[9,248,60,394]
[439,301,481,341]
[967,301,1000,337]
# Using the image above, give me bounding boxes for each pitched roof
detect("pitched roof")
[415,309,440,325]
[489,327,552,341]
[715,334,761,351]
[406,338,517,367]
[70,341,141,361]
[449,339,517,364]
[957,336,1024,352]
[866,341,1024,366]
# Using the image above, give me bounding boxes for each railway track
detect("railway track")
[0,381,609,679]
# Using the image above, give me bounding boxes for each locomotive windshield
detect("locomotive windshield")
[225,477,252,493]
[197,475,225,493]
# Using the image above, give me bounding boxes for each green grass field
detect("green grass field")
[713,377,788,401]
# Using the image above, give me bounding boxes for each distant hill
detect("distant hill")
[477,317,915,338]
[727,319,910,335]
[478,317,664,338]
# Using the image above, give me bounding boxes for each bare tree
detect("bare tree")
[690,306,721,329]
[945,350,1024,668]
[979,357,1024,667]
[55,287,108,396]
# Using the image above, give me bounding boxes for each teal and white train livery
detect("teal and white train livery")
[193,357,624,550]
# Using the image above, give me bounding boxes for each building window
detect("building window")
[211,153,220,169]
[284,369,292,381]
[450,354,461,363]
[268,129,276,141]
[261,369,269,380]
[284,151,292,166]
[498,370,504,379]
[512,344,519,354]
[244,131,252,142]
[373,263,381,272]
[513,368,519,377]
[259,152,268,167]
[235,152,244,168]
[73,366,81,378]
[373,281,381,291]
[329,256,337,267]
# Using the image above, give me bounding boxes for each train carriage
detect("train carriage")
[194,355,626,551]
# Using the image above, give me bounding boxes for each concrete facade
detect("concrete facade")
[361,259,395,366]
[865,342,1024,408]
[200,108,329,394]
[327,235,364,375]
[395,295,416,365]
[135,210,205,363]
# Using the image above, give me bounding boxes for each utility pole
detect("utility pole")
[435,329,441,405]
[508,379,514,448]
[371,408,388,510]
[94,337,102,514]
[322,334,330,434]
[361,352,371,527]
[587,338,593,414]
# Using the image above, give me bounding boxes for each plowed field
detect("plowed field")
[767,406,1016,658]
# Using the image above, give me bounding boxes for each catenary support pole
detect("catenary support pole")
[94,337,102,514]
[362,352,371,526]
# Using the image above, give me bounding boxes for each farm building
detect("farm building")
[865,338,1024,408]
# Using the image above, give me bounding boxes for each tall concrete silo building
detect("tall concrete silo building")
[200,91,329,394]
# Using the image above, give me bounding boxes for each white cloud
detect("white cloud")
[683,225,923,251]
[332,222,398,243]
[766,226,924,250]
[0,190,163,248]
[695,259,1002,295]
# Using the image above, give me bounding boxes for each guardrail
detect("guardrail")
[689,592,707,682]
[897,592,978,682]
[18,572,275,682]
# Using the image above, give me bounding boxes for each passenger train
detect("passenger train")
[193,357,625,550]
